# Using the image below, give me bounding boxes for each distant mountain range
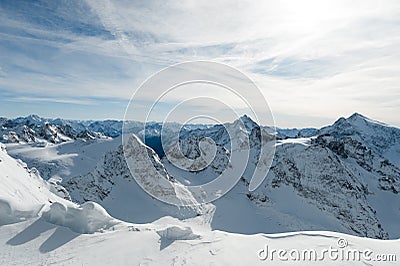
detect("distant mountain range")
[0,114,319,145]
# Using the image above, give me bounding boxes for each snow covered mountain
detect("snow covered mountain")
[66,134,206,223]
[0,114,317,145]
[0,115,109,144]
[162,114,399,239]
[275,127,319,139]
[1,113,399,241]
[246,113,400,239]
[55,113,400,240]
[319,113,400,163]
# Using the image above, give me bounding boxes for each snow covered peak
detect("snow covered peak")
[238,114,259,132]
[348,112,368,120]
[322,113,396,137]
[331,113,389,129]
[321,113,400,148]
[25,114,42,123]
[345,112,388,127]
[124,133,171,180]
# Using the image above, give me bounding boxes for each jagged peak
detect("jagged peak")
[240,114,255,122]
[332,113,378,127]
[17,114,43,123]
[346,113,391,128]
[27,114,41,120]
[237,114,259,131]
[321,112,397,139]
[348,112,369,121]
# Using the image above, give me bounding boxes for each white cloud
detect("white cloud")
[7,96,97,105]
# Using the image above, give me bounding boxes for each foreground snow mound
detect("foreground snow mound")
[156,225,200,241]
[42,202,119,234]
[47,176,71,200]
[0,199,23,225]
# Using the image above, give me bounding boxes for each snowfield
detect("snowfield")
[1,217,399,265]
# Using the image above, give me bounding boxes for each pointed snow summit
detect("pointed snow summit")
[322,112,397,136]
[238,114,259,132]
[348,112,368,120]
[318,112,400,166]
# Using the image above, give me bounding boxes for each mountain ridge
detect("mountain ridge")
[1,112,399,239]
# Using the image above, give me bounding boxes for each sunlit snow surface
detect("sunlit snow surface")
[1,217,399,265]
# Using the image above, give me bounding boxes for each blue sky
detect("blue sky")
[0,0,399,127]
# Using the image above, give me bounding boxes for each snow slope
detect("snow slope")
[0,142,121,231]
[5,137,121,180]
[0,143,71,225]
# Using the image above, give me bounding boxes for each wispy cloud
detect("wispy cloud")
[7,96,97,105]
